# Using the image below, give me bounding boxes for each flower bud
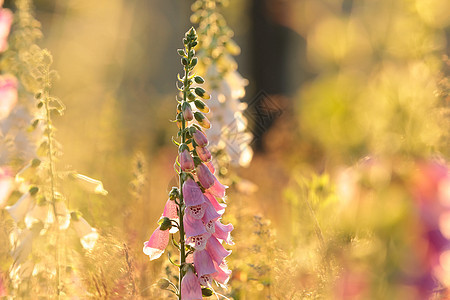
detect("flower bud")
[158,217,172,231]
[194,112,211,129]
[169,187,180,200]
[193,130,208,147]
[195,87,206,98]
[182,102,193,121]
[179,149,195,172]
[190,57,198,67]
[197,146,211,162]
[157,278,171,290]
[194,76,205,84]
[202,287,214,296]
[194,100,209,113]
[196,163,215,189]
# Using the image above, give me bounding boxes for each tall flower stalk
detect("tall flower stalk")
[0,0,105,297]
[191,0,253,170]
[144,28,233,299]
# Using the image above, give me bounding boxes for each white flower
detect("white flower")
[72,216,99,250]
[6,192,34,223]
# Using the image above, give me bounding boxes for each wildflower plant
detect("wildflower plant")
[0,0,107,297]
[143,27,233,299]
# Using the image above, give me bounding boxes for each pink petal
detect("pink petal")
[184,213,207,238]
[205,161,215,173]
[206,236,231,265]
[162,199,178,219]
[194,249,216,277]
[207,177,228,199]
[186,204,205,220]
[143,227,169,261]
[212,260,232,286]
[181,268,202,300]
[205,192,226,214]
[182,178,206,207]
[204,220,215,234]
[202,200,222,224]
[213,220,234,245]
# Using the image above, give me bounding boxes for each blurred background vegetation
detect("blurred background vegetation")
[1,0,449,298]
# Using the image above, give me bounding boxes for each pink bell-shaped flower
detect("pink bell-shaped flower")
[0,76,17,120]
[193,249,216,277]
[182,102,194,121]
[162,199,179,233]
[193,130,208,147]
[196,146,211,162]
[0,166,13,208]
[143,227,170,261]
[206,236,231,265]
[182,178,206,207]
[213,220,234,245]
[181,267,202,300]
[196,163,215,189]
[184,213,207,238]
[163,199,178,219]
[180,149,195,172]
[213,260,232,286]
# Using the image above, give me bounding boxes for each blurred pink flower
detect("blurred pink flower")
[181,268,202,300]
[0,274,6,297]
[0,166,13,208]
[143,227,169,261]
[0,76,18,120]
[0,8,12,52]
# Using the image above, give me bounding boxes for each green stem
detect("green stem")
[177,45,192,300]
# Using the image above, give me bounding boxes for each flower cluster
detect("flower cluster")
[191,0,253,169]
[143,28,233,299]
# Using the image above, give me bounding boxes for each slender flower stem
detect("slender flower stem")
[177,38,193,300]
[43,68,61,298]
